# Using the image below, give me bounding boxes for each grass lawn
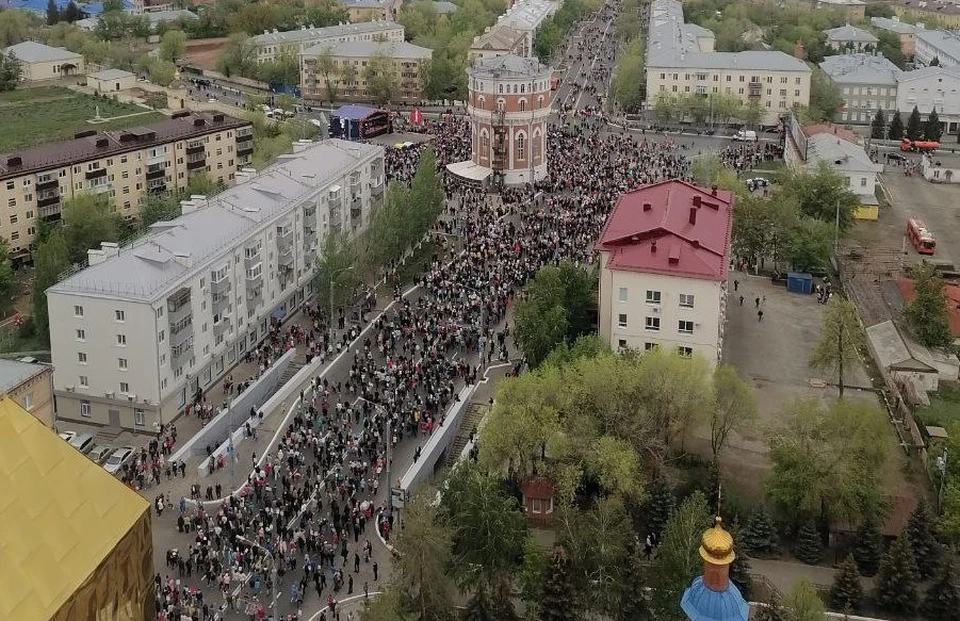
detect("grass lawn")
[917,382,960,430]
[0,86,166,152]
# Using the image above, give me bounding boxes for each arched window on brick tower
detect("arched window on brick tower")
[519,98,527,112]
[532,128,542,163]
[516,132,526,160]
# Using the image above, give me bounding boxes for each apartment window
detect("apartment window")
[618,287,628,302]
[679,293,695,308]
[76,329,85,341]
[156,306,164,318]
[120,381,129,393]
[618,313,628,328]
[7,199,14,208]
[80,399,91,417]
[795,77,801,84]
[645,290,661,304]
[860,177,867,187]
[115,309,125,322]
[74,305,83,317]
[117,334,127,346]
[795,89,800,97]
[678,346,694,357]
[118,357,127,369]
[79,375,88,388]
[121,155,127,163]
[158,330,165,343]
[4,181,12,190]
[78,352,87,363]
[618,339,627,350]
[134,408,145,426]
[678,320,694,334]
[645,317,661,331]
[644,342,659,351]
[10,232,18,241]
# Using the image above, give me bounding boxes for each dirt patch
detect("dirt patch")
[183,38,230,73]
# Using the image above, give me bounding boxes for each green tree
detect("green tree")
[654,93,679,122]
[31,231,70,342]
[514,262,596,367]
[870,109,886,140]
[47,0,60,25]
[809,297,864,398]
[828,555,863,611]
[312,47,339,105]
[875,30,906,68]
[540,547,577,621]
[907,105,923,141]
[0,239,14,312]
[710,363,757,465]
[783,580,827,621]
[341,62,358,99]
[61,194,123,264]
[314,231,360,317]
[0,9,36,47]
[392,490,456,621]
[650,491,711,621]
[158,29,186,63]
[63,1,80,23]
[925,107,943,142]
[728,521,753,600]
[139,193,181,228]
[360,586,417,621]
[874,533,919,617]
[766,398,888,531]
[463,588,496,621]
[147,59,176,86]
[923,559,960,621]
[741,97,765,128]
[851,517,883,576]
[755,594,787,621]
[689,153,724,187]
[778,162,859,232]
[787,217,833,272]
[363,51,399,106]
[742,504,779,558]
[731,194,772,268]
[0,51,21,92]
[905,497,942,578]
[610,37,645,112]
[258,48,299,89]
[216,33,257,79]
[619,551,652,621]
[792,520,823,565]
[888,110,905,140]
[646,476,676,540]
[904,261,954,348]
[808,67,843,122]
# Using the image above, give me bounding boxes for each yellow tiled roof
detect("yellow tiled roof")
[0,398,149,621]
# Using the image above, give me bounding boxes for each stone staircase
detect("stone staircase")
[445,403,488,467]
[278,361,304,388]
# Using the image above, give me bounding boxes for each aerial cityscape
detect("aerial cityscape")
[1,0,960,618]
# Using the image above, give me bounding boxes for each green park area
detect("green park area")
[0,86,165,152]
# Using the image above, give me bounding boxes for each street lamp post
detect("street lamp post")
[237,535,279,617]
[328,264,355,330]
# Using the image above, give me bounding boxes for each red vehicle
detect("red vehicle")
[907,218,936,255]
[901,138,940,152]
[550,75,560,91]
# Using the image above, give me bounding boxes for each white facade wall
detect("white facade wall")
[915,33,960,67]
[598,254,726,365]
[49,144,385,431]
[897,70,960,131]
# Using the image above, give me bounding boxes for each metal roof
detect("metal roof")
[805,133,881,174]
[471,24,526,51]
[820,53,901,85]
[870,16,921,35]
[0,359,48,393]
[498,0,557,32]
[48,139,382,302]
[469,54,551,78]
[4,41,81,64]
[825,24,879,44]
[915,29,960,61]
[304,39,432,59]
[87,68,135,81]
[251,21,402,46]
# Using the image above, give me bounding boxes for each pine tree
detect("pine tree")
[906,497,942,578]
[874,533,919,617]
[792,520,823,565]
[907,106,923,140]
[753,594,786,621]
[729,549,753,600]
[930,56,941,66]
[540,547,576,621]
[463,588,496,621]
[925,108,943,142]
[46,0,59,25]
[888,110,905,140]
[828,554,863,612]
[870,109,886,140]
[646,476,675,540]
[742,505,779,558]
[851,517,883,577]
[619,553,651,621]
[63,0,79,22]
[923,559,960,621]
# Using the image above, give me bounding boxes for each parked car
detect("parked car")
[104,446,135,475]
[68,432,96,455]
[733,129,758,142]
[58,430,77,443]
[88,445,114,465]
[746,177,769,192]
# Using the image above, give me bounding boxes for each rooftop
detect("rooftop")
[865,320,938,373]
[870,16,922,34]
[3,41,81,64]
[305,39,432,59]
[898,279,960,338]
[87,68,135,81]
[817,0,865,6]
[897,63,960,82]
[901,0,960,16]
[805,133,882,174]
[597,179,734,282]
[251,21,402,46]
[76,9,198,30]
[0,112,250,182]
[469,53,551,78]
[825,24,879,43]
[0,359,49,393]
[471,24,526,51]
[820,53,902,85]
[915,28,960,61]
[48,139,382,302]
[0,397,149,621]
[433,0,458,13]
[498,0,558,32]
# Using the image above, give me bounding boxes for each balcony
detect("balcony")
[370,176,384,196]
[236,137,253,157]
[246,284,263,301]
[747,82,762,98]
[171,335,194,361]
[213,316,231,335]
[186,139,205,154]
[89,179,110,194]
[278,245,294,267]
[39,202,61,220]
[170,316,194,345]
[212,290,230,313]
[36,174,57,190]
[244,246,261,269]
[146,165,165,180]
[211,276,230,295]
[236,126,253,139]
[304,245,317,265]
[167,288,191,319]
[147,178,166,194]
[246,262,263,285]
[186,156,206,171]
[146,149,166,165]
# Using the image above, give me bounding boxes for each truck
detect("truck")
[732,129,758,142]
[900,138,940,153]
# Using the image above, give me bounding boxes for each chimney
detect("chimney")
[87,248,107,265]
[642,201,652,211]
[689,207,697,225]
[793,39,805,60]
[100,241,120,258]
[692,195,701,207]
[173,253,193,268]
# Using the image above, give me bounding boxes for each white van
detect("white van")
[733,130,758,142]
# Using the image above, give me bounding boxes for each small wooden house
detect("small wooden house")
[521,476,555,526]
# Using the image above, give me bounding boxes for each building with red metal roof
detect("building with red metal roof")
[596,179,734,364]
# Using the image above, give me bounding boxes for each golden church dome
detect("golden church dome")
[699,517,735,566]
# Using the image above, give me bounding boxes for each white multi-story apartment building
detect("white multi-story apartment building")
[645,0,811,125]
[252,21,404,65]
[914,29,960,67]
[896,65,960,133]
[596,179,734,365]
[47,139,385,432]
[820,53,902,124]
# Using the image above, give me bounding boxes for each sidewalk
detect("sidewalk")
[750,557,876,594]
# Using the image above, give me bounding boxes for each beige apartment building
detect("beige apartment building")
[0,358,54,427]
[646,0,811,125]
[252,21,404,65]
[301,40,432,103]
[46,140,385,433]
[0,112,252,262]
[341,0,403,22]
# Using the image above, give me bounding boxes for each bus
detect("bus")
[907,218,936,255]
